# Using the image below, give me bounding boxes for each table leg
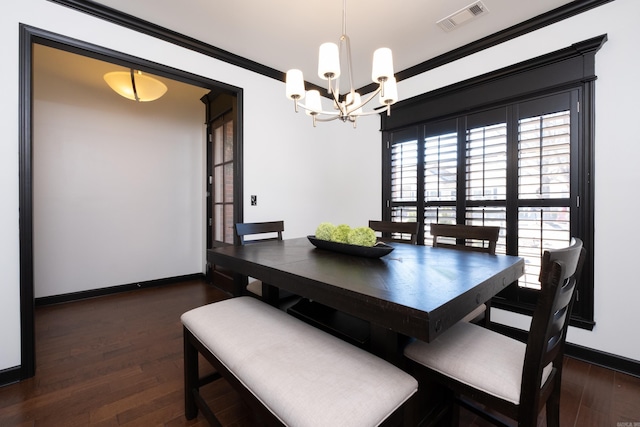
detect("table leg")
[262,283,280,306]
[369,324,408,367]
[232,273,247,297]
[370,325,452,426]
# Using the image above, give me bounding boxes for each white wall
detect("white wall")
[398,0,640,362]
[242,83,382,238]
[32,47,209,298]
[0,0,380,371]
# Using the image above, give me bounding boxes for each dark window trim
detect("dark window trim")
[381,35,607,330]
[382,34,607,130]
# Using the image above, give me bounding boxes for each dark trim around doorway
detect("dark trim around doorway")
[17,24,243,381]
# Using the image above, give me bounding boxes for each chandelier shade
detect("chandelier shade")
[318,42,341,81]
[346,91,363,115]
[371,48,394,84]
[304,90,322,116]
[380,77,398,105]
[285,0,398,127]
[104,69,168,102]
[285,69,305,100]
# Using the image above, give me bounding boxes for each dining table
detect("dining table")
[206,236,525,362]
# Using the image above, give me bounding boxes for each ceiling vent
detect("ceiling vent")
[437,1,489,32]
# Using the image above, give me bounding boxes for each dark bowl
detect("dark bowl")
[307,235,394,258]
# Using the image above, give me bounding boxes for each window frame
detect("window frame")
[381,35,607,330]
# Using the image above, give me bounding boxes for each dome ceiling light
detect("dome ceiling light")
[104,69,168,102]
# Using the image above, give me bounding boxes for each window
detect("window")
[212,114,235,244]
[517,109,572,288]
[381,36,605,329]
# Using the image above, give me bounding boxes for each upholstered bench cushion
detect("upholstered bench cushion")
[404,321,552,405]
[181,297,417,427]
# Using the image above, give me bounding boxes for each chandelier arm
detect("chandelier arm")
[342,34,355,98]
[345,86,381,115]
[295,101,342,118]
[328,78,348,117]
[314,115,343,123]
[348,106,389,117]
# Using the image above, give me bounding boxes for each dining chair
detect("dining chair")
[369,220,420,245]
[404,238,585,427]
[235,221,293,303]
[430,223,500,254]
[430,223,500,325]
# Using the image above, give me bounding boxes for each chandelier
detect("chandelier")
[285,0,398,127]
[103,69,168,102]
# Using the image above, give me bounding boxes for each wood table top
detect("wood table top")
[208,237,524,342]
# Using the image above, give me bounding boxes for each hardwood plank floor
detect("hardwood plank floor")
[0,279,638,426]
[0,279,251,427]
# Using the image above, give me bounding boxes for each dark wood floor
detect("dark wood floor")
[0,279,638,426]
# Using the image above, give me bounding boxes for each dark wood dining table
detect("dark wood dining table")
[207,236,525,361]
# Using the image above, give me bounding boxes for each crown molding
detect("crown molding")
[47,0,614,95]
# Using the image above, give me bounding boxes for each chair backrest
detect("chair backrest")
[235,221,284,245]
[520,238,585,419]
[430,223,500,254]
[368,220,419,245]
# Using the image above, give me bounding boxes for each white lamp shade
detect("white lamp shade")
[318,42,341,80]
[305,90,322,115]
[346,91,363,115]
[285,69,306,100]
[371,47,394,83]
[379,77,398,105]
[104,70,167,102]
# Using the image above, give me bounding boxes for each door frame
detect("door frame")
[17,24,243,379]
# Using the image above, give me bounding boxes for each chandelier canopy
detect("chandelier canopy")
[285,0,398,127]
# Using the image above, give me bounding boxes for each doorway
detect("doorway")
[18,25,243,380]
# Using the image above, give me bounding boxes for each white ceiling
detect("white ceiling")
[91,0,575,90]
[34,44,210,103]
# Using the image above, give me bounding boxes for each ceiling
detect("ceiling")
[90,0,575,90]
[34,44,210,103]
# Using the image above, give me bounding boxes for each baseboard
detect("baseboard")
[34,273,205,306]
[567,342,640,378]
[0,366,21,388]
[489,322,640,378]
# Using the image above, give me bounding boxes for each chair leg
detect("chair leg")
[262,282,280,306]
[442,390,459,427]
[545,386,561,427]
[450,398,460,427]
[183,329,199,420]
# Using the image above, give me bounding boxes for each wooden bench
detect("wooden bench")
[181,296,418,426]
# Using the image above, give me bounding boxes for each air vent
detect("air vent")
[437,1,489,32]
